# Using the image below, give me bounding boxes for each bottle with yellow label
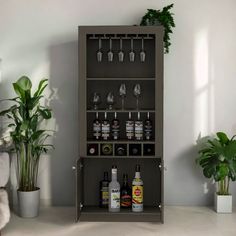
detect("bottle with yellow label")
[132,164,143,212]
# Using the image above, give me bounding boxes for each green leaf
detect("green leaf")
[13,83,25,100]
[33,79,48,97]
[38,108,52,119]
[16,76,32,91]
[217,132,229,145]
[31,130,46,141]
[0,105,18,116]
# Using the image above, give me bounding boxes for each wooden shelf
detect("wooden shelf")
[87,77,155,81]
[80,206,161,222]
[87,109,155,113]
[87,140,155,144]
[82,156,159,159]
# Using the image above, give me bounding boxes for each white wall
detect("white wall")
[0,0,236,206]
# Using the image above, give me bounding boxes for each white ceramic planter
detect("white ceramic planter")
[17,188,40,218]
[214,193,232,213]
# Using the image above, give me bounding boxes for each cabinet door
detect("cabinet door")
[75,158,83,221]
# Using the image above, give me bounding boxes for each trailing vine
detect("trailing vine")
[140,4,175,54]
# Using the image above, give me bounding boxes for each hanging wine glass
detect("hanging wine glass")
[106,92,115,110]
[97,37,103,62]
[119,83,126,110]
[108,37,113,62]
[118,37,124,62]
[140,37,146,62]
[92,92,101,110]
[133,84,141,110]
[129,37,135,62]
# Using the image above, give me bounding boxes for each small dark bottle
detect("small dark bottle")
[111,112,120,140]
[144,112,152,140]
[120,174,132,208]
[99,171,109,208]
[93,112,101,140]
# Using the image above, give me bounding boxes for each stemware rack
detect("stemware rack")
[76,26,164,223]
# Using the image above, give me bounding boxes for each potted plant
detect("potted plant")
[0,76,53,218]
[196,132,236,213]
[140,4,175,54]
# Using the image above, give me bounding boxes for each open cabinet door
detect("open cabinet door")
[75,158,83,222]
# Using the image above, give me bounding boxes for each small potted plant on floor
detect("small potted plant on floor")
[0,76,53,218]
[196,132,236,213]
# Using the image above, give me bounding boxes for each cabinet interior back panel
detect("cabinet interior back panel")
[86,38,155,78]
[82,159,161,206]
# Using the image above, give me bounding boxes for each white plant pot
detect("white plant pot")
[17,188,40,218]
[214,193,232,213]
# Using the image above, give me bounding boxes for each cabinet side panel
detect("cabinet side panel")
[154,28,164,223]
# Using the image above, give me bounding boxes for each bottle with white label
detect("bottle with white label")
[102,112,110,140]
[135,112,143,140]
[93,112,101,140]
[109,165,120,212]
[132,164,143,212]
[126,112,134,140]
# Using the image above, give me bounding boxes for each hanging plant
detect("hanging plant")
[140,4,175,54]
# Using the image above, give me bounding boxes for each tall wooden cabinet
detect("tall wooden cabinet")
[76,26,164,222]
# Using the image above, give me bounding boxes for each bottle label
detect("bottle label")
[111,189,120,208]
[126,121,134,139]
[101,187,109,205]
[121,194,131,207]
[132,185,143,206]
[93,122,101,139]
[135,121,143,140]
[102,122,110,139]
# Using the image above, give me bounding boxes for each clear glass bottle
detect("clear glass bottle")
[93,112,101,140]
[135,112,143,140]
[101,112,110,140]
[111,112,120,140]
[109,165,120,212]
[144,112,152,140]
[126,112,134,140]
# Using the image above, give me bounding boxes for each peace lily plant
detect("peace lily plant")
[0,76,53,217]
[196,132,236,213]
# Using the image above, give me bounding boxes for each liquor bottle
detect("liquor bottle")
[115,144,126,156]
[126,112,134,140]
[101,143,113,156]
[120,174,132,208]
[101,112,110,140]
[87,144,98,156]
[132,164,143,212]
[111,112,120,140]
[99,171,109,208]
[109,165,120,212]
[129,144,141,156]
[135,112,143,140]
[93,112,101,140]
[144,112,152,140]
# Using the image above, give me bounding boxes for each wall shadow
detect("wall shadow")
[49,41,78,206]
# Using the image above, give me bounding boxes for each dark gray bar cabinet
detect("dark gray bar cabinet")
[76,26,164,222]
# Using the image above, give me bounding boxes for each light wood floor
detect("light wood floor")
[2,206,236,236]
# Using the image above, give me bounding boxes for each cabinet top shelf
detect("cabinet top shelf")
[87,109,155,113]
[87,78,156,81]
